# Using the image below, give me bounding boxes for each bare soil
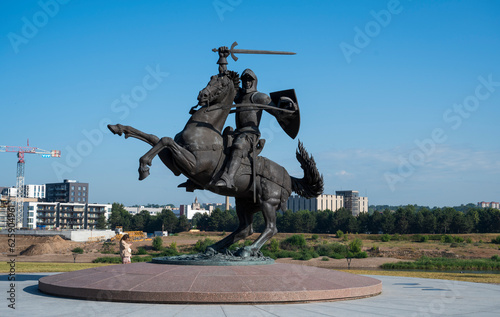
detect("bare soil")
[1,232,499,269]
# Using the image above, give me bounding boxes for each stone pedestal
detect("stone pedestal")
[39,262,382,304]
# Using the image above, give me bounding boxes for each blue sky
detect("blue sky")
[1,0,499,208]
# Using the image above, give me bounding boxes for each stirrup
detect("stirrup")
[215,173,235,189]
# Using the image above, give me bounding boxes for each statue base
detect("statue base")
[152,253,274,266]
[38,262,382,304]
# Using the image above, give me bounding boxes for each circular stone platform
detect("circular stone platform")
[38,262,382,304]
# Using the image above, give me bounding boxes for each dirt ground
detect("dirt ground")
[1,232,499,269]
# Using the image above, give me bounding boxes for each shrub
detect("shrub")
[280,234,306,250]
[100,242,115,254]
[466,237,473,243]
[275,250,298,258]
[152,236,163,251]
[311,234,319,241]
[136,247,147,255]
[381,234,391,242]
[331,253,345,259]
[92,256,121,264]
[194,238,216,252]
[72,247,84,254]
[131,255,153,262]
[491,236,500,244]
[354,251,368,258]
[491,255,500,261]
[169,242,178,252]
[292,250,318,261]
[336,230,344,239]
[315,242,347,257]
[454,236,464,243]
[441,235,454,243]
[269,238,280,252]
[160,247,179,256]
[420,235,429,243]
[321,256,330,261]
[349,238,363,253]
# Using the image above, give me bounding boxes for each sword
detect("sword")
[212,41,296,61]
[206,103,296,113]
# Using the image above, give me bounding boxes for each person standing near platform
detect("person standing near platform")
[120,234,132,264]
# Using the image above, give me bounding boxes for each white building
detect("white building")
[23,202,111,229]
[124,206,165,216]
[24,184,45,199]
[180,197,211,219]
[287,192,368,216]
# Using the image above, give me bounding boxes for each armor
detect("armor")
[216,69,264,189]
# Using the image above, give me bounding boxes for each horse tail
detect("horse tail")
[290,140,324,198]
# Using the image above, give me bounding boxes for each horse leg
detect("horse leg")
[108,124,183,176]
[237,183,280,257]
[138,137,196,180]
[108,124,159,146]
[206,198,255,254]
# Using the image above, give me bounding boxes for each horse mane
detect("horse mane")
[225,70,240,90]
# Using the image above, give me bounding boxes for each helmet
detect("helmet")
[241,69,257,93]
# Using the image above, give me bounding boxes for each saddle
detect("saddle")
[177,126,265,192]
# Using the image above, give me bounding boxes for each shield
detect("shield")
[270,89,300,139]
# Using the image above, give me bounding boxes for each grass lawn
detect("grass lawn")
[341,269,500,284]
[0,262,113,273]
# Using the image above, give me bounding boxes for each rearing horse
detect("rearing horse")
[108,71,323,257]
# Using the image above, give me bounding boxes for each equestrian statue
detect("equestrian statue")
[108,43,323,258]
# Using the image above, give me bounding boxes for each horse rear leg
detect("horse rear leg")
[207,198,256,253]
[238,183,280,258]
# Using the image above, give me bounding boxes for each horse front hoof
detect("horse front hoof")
[235,246,253,258]
[107,124,122,136]
[138,165,150,180]
[205,247,218,256]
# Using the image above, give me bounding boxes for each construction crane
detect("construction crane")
[0,140,61,228]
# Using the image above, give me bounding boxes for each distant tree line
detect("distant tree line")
[108,203,189,233]
[107,202,500,234]
[194,205,500,234]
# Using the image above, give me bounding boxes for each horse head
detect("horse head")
[197,71,240,107]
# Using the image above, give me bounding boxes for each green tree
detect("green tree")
[381,209,395,234]
[158,209,178,233]
[109,203,132,230]
[152,236,163,251]
[314,209,334,233]
[176,215,190,233]
[96,214,107,229]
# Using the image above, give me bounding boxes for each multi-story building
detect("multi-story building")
[45,179,89,203]
[287,192,368,216]
[24,184,45,199]
[335,190,368,216]
[0,196,13,229]
[23,202,110,229]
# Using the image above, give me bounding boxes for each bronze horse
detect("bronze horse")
[108,71,323,257]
